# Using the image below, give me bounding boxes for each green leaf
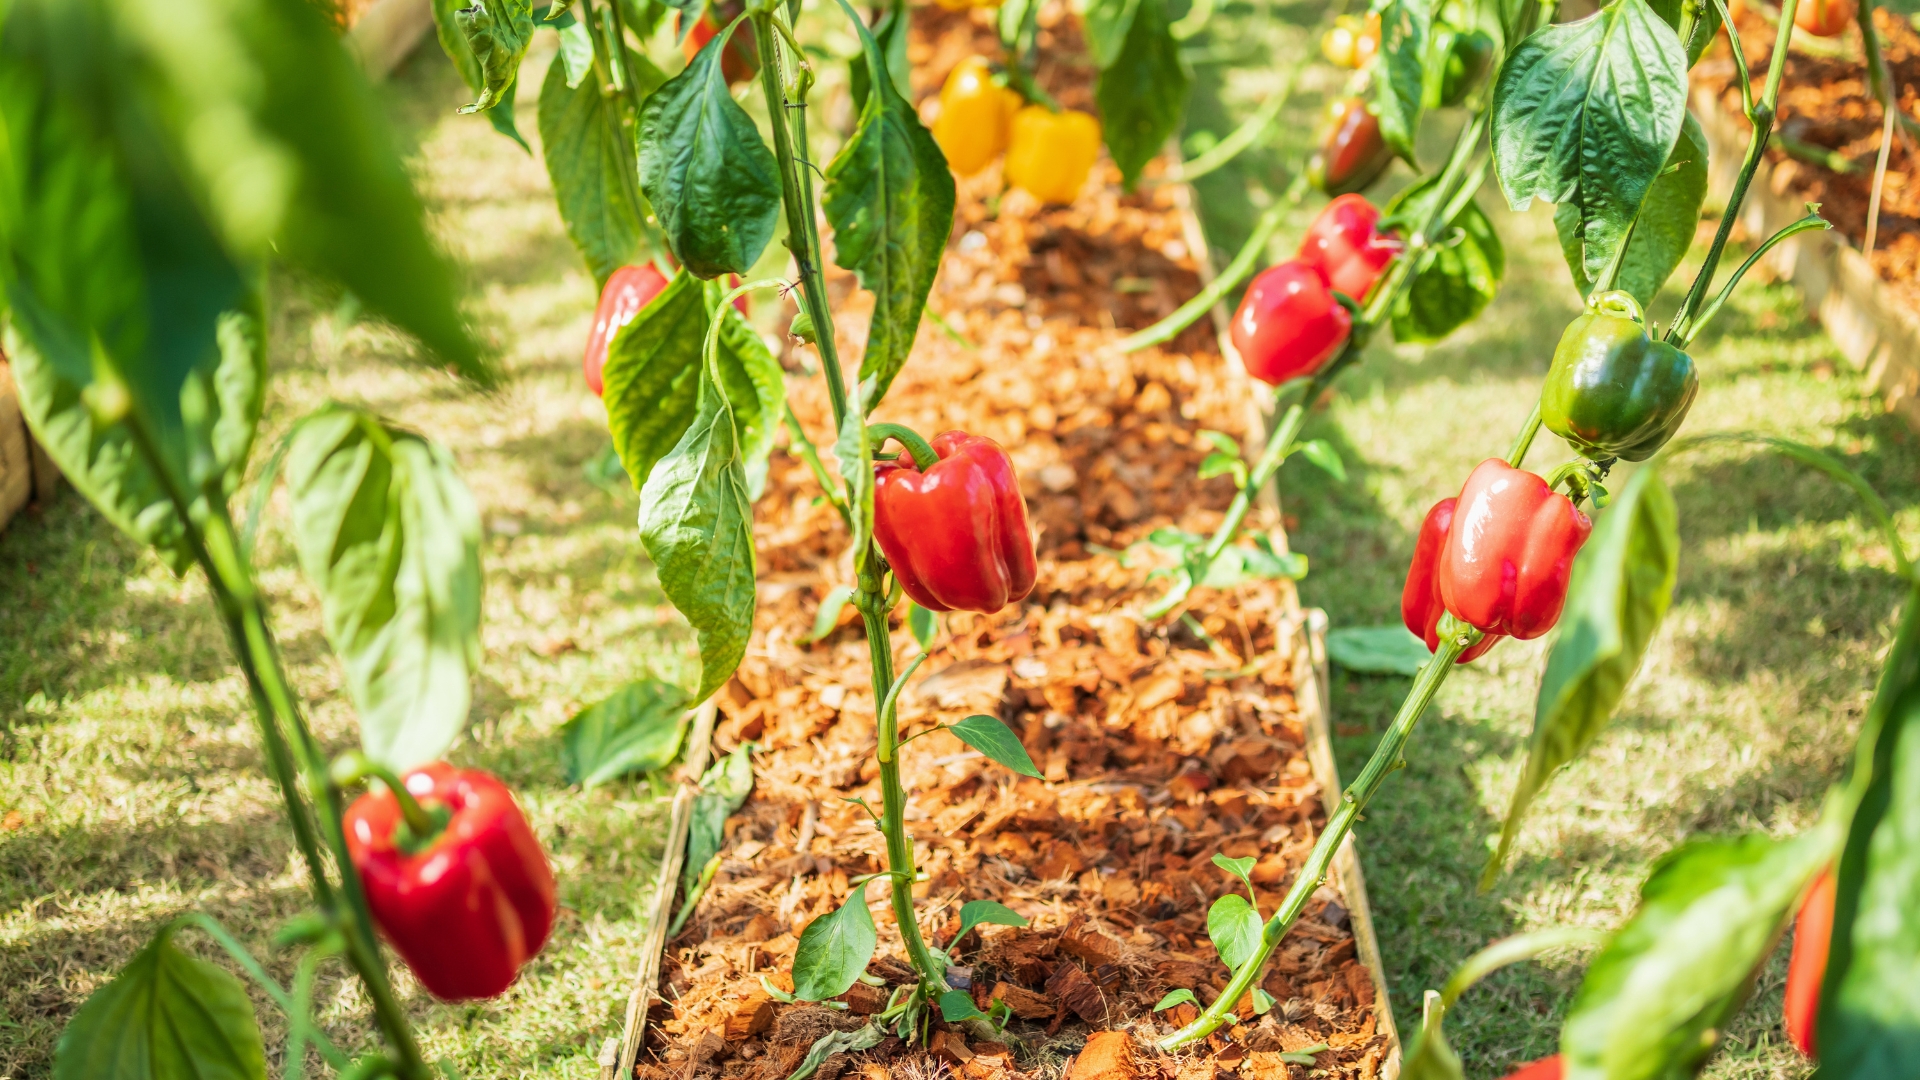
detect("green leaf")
[1095,0,1190,189]
[1485,467,1678,888]
[602,269,706,491]
[956,900,1029,942]
[704,279,785,500]
[556,18,595,88]
[1084,0,1144,67]
[824,0,956,413]
[1154,988,1199,1011]
[1199,536,1307,587]
[847,3,912,115]
[1206,892,1264,972]
[1211,853,1258,898]
[908,602,938,651]
[1196,429,1240,455]
[561,679,692,787]
[1197,451,1241,481]
[637,24,781,278]
[684,743,755,895]
[784,1023,884,1080]
[537,46,660,286]
[1371,0,1434,159]
[1555,112,1708,308]
[940,989,989,1022]
[1491,0,1688,279]
[1386,175,1507,344]
[1644,0,1722,62]
[1252,987,1276,1014]
[1560,831,1832,1080]
[1326,626,1433,676]
[802,585,856,645]
[1298,439,1347,482]
[1820,585,1920,1076]
[53,925,267,1080]
[455,0,535,114]
[432,0,529,148]
[285,406,484,772]
[949,715,1043,779]
[792,882,879,1001]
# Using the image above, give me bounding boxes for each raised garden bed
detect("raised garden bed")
[1693,7,1920,428]
[625,8,1403,1080]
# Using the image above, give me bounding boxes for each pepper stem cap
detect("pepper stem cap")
[868,423,940,470]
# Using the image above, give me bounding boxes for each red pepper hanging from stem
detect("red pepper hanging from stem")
[1402,497,1503,663]
[1436,459,1593,640]
[871,426,1038,614]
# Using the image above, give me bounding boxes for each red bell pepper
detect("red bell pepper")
[1401,497,1501,663]
[1298,194,1403,302]
[1500,1057,1563,1080]
[1437,459,1593,640]
[872,430,1037,614]
[583,264,671,397]
[1785,868,1836,1056]
[344,762,557,1001]
[1230,260,1352,386]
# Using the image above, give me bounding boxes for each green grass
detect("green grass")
[1180,4,1920,1077]
[0,7,1910,1079]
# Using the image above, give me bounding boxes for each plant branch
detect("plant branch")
[1161,622,1478,1049]
[1678,211,1831,345]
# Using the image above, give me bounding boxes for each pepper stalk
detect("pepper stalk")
[750,0,953,1004]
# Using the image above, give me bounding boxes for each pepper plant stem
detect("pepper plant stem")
[1160,628,1474,1049]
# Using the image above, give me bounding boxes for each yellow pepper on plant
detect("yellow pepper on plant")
[1005,105,1101,204]
[931,57,1022,176]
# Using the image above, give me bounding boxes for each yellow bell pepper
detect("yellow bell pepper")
[931,57,1021,176]
[1005,106,1101,204]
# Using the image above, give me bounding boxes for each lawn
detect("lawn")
[0,6,1913,1079]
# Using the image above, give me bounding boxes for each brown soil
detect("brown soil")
[1694,7,1920,307]
[634,7,1393,1080]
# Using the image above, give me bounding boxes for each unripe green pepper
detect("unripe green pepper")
[1542,291,1698,462]
[1437,28,1494,107]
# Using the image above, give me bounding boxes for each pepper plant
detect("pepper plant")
[420,0,1056,1043]
[0,0,571,1075]
[1145,0,1864,1055]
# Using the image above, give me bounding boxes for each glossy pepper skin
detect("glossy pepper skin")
[1298,194,1403,301]
[583,264,671,397]
[1438,459,1593,640]
[344,763,557,1001]
[872,431,1037,613]
[1542,291,1698,462]
[932,57,1021,176]
[1501,1058,1563,1080]
[1401,498,1502,663]
[1308,97,1394,196]
[1784,868,1837,1056]
[1795,0,1854,36]
[1230,260,1353,385]
[1005,106,1101,204]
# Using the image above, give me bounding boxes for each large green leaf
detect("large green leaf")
[1371,0,1434,160]
[285,407,483,772]
[1492,0,1688,280]
[1094,0,1190,190]
[53,925,267,1080]
[1326,626,1433,676]
[1484,467,1678,887]
[537,47,665,286]
[1083,0,1144,67]
[1820,582,1920,1077]
[792,883,879,1001]
[683,743,754,896]
[824,0,956,412]
[1387,176,1506,344]
[431,0,528,148]
[640,355,757,704]
[1554,112,1708,308]
[454,0,535,114]
[1560,831,1831,1080]
[847,2,912,114]
[636,25,780,278]
[562,679,692,788]
[600,270,781,497]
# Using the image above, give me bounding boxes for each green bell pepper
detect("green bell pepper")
[1542,291,1698,462]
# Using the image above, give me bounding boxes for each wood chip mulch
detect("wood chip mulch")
[635,6,1394,1080]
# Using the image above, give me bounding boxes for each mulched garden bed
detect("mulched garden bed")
[630,6,1395,1080]
[1694,6,1920,307]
